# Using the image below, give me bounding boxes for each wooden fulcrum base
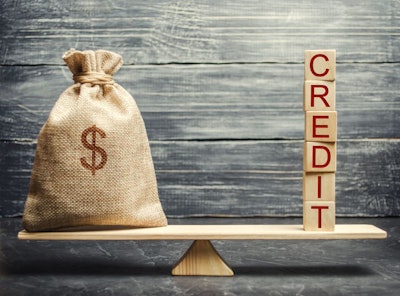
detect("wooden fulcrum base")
[18,224,387,277]
[172,240,234,276]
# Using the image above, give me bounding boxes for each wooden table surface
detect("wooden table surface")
[1,217,399,295]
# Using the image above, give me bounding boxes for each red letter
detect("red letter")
[311,205,329,228]
[311,84,330,107]
[310,54,329,77]
[312,146,331,168]
[317,175,322,198]
[312,115,329,138]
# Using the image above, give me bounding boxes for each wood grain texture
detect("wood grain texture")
[1,0,399,64]
[1,63,399,141]
[0,0,399,218]
[1,140,399,218]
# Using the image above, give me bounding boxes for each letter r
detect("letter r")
[311,84,330,107]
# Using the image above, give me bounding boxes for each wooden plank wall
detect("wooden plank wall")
[0,0,399,218]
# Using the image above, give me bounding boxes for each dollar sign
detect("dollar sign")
[80,125,108,176]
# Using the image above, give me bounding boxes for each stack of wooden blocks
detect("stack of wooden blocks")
[303,50,337,231]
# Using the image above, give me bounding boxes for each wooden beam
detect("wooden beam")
[18,224,386,241]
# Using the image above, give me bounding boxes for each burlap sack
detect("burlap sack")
[22,49,167,232]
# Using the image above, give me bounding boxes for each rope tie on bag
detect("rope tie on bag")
[73,71,114,85]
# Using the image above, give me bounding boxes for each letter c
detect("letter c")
[310,54,329,77]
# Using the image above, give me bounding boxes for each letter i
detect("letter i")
[317,176,321,198]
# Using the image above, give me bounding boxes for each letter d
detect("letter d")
[312,146,331,168]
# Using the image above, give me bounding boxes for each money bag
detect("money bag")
[22,49,168,231]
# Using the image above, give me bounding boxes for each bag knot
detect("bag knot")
[73,71,114,85]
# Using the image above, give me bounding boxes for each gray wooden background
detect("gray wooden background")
[0,0,399,218]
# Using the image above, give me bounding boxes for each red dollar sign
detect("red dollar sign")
[80,125,108,176]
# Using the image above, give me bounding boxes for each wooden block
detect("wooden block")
[305,111,337,142]
[304,50,336,81]
[303,80,336,111]
[303,201,335,231]
[303,141,336,172]
[303,172,335,201]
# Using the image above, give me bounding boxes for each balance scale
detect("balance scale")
[17,50,388,276]
[18,224,387,276]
